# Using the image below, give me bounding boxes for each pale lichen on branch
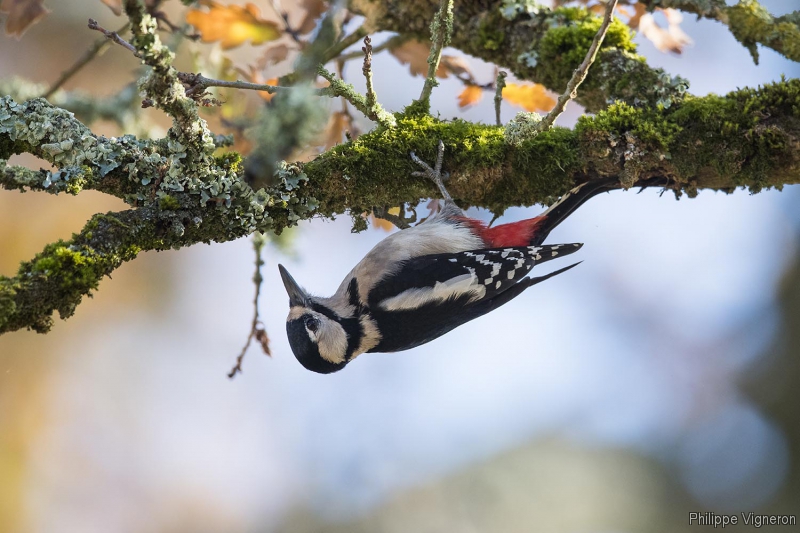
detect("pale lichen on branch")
[1,0,799,337]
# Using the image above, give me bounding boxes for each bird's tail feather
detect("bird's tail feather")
[526,261,583,287]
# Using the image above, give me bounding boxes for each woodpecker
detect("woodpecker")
[279,141,615,373]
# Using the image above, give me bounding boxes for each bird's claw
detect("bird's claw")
[410,140,453,202]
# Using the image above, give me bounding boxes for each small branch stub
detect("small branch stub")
[494,70,507,126]
[87,19,140,57]
[362,36,378,111]
[417,0,454,107]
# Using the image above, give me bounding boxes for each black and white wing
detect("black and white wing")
[366,243,582,353]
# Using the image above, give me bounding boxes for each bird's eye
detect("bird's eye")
[305,316,320,333]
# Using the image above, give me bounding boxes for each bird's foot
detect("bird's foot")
[410,140,453,203]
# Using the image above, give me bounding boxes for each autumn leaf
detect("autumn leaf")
[390,40,448,78]
[370,207,402,232]
[502,83,555,112]
[457,85,484,108]
[100,0,122,16]
[323,111,354,150]
[260,43,291,66]
[1,0,49,38]
[638,9,693,55]
[626,3,647,30]
[295,0,327,35]
[439,55,475,83]
[186,1,280,50]
[254,326,271,356]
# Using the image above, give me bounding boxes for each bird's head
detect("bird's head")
[279,264,349,374]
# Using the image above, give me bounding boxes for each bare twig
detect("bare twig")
[324,23,369,62]
[176,72,330,99]
[318,65,397,128]
[536,0,619,132]
[372,205,416,229]
[494,70,507,126]
[229,232,271,379]
[339,34,408,62]
[87,19,140,57]
[44,23,131,98]
[418,0,454,105]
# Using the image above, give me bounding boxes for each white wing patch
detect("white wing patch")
[378,268,487,311]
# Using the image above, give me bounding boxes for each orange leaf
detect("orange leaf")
[323,111,352,150]
[260,43,290,66]
[638,10,692,55]
[370,207,402,232]
[390,40,448,78]
[502,83,555,112]
[457,85,484,109]
[627,3,647,29]
[100,0,122,16]
[1,0,49,38]
[295,0,327,35]
[439,55,474,82]
[186,1,280,50]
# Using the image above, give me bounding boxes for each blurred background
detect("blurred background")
[1,1,799,532]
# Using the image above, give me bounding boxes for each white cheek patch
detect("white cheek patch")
[288,307,348,365]
[378,269,487,311]
[316,319,348,365]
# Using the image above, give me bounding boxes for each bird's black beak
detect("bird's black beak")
[279,264,310,307]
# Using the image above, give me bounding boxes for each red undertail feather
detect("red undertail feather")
[458,216,547,247]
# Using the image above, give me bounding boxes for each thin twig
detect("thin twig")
[536,0,619,132]
[418,0,454,105]
[44,22,131,98]
[494,70,507,126]
[176,72,330,98]
[324,23,369,63]
[87,19,140,57]
[339,34,408,62]
[318,66,396,128]
[362,36,377,111]
[229,232,271,379]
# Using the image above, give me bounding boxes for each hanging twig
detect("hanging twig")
[229,232,271,379]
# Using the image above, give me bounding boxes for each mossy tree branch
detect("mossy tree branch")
[3,78,799,333]
[348,0,690,111]
[1,0,799,334]
[638,0,800,64]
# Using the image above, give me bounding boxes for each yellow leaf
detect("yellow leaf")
[370,207,402,232]
[502,83,555,112]
[186,1,280,50]
[0,0,49,38]
[457,85,484,108]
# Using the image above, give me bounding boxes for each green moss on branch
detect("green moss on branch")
[348,1,689,111]
[639,0,800,63]
[2,80,799,334]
